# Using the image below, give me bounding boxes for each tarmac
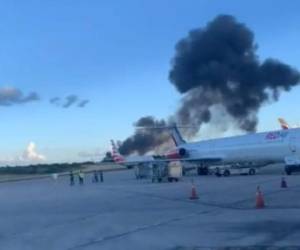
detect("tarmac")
[1,164,300,250]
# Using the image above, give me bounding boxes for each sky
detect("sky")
[0,0,300,165]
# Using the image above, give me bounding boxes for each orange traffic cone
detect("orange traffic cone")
[256,186,265,209]
[190,183,198,200]
[281,177,287,188]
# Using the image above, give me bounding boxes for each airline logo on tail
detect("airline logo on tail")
[111,140,125,164]
[278,118,289,130]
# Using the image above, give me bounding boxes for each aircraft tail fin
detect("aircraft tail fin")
[110,140,125,163]
[170,125,186,146]
[278,118,289,130]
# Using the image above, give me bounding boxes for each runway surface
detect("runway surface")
[1,165,300,250]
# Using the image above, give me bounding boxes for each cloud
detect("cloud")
[78,99,89,108]
[0,142,46,166]
[63,95,79,108]
[50,97,61,106]
[0,87,40,106]
[21,142,46,162]
[49,95,90,108]
[0,88,90,109]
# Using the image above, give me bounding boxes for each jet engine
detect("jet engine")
[165,147,188,159]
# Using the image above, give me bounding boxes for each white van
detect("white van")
[214,164,257,177]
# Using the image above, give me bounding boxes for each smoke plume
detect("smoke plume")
[119,15,300,155]
[119,116,172,155]
[170,15,300,132]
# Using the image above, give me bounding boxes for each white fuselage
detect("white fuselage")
[179,128,300,165]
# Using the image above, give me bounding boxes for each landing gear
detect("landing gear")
[249,168,256,175]
[223,170,231,177]
[284,165,300,175]
[197,166,209,175]
[285,166,292,175]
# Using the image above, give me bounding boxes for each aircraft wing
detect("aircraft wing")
[124,156,223,165]
[181,157,223,164]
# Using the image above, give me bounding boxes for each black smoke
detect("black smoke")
[119,14,300,155]
[118,116,171,155]
[169,14,300,132]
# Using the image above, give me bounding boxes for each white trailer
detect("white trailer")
[151,161,183,182]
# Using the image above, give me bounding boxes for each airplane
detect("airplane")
[110,140,156,168]
[162,125,300,175]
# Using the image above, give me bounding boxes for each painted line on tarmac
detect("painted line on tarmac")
[68,210,213,250]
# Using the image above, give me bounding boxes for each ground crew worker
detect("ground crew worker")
[70,171,75,186]
[78,170,84,185]
[93,171,99,183]
[99,170,104,182]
